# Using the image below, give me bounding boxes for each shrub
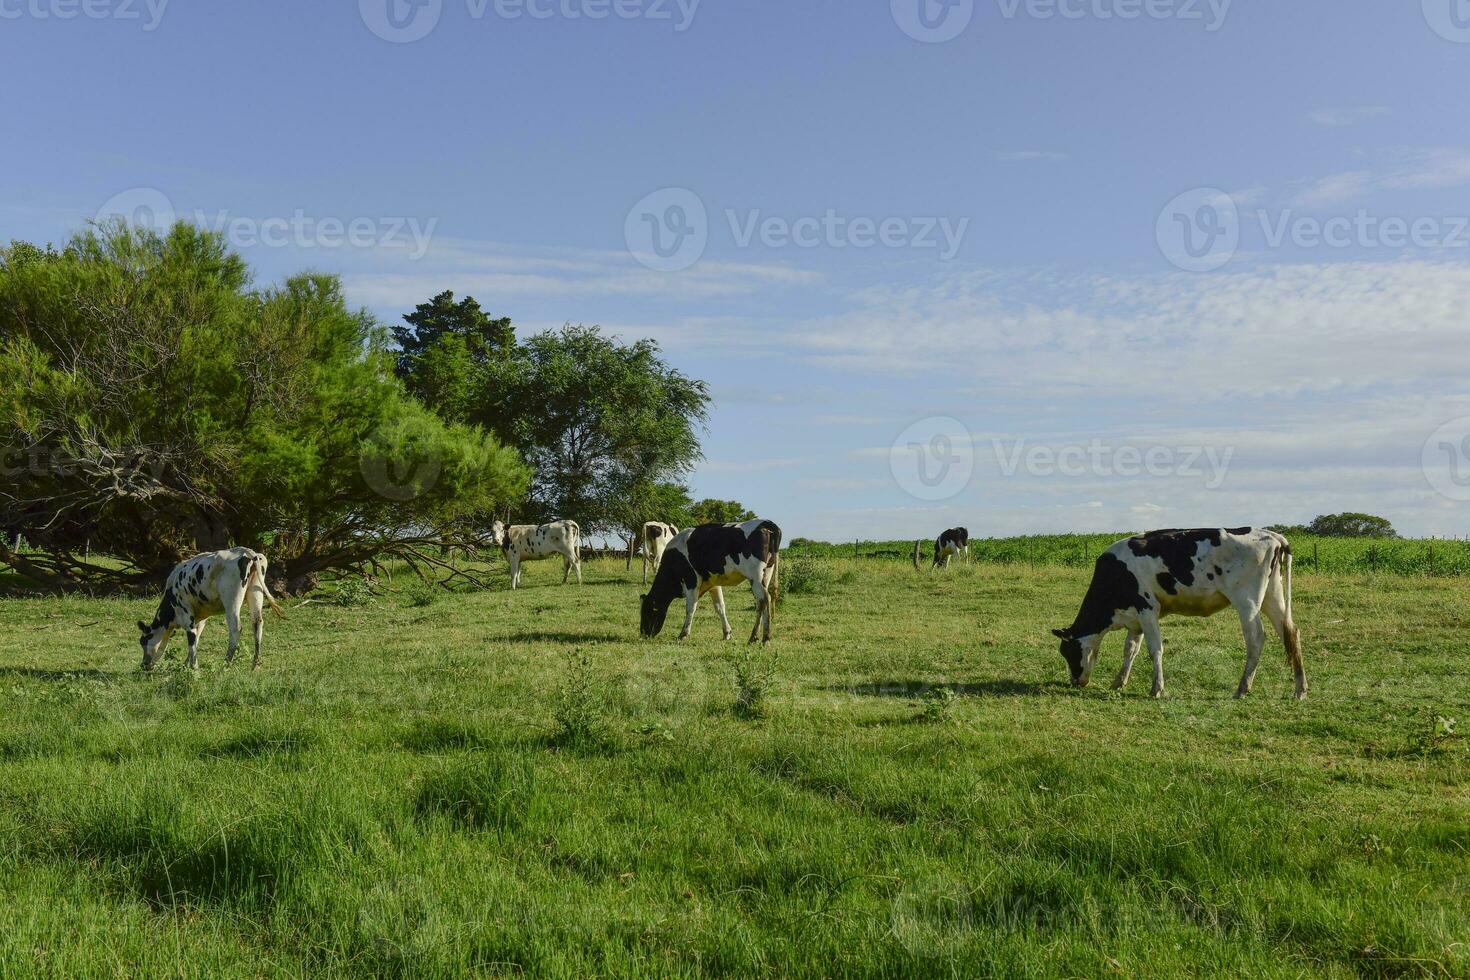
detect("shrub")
[733,648,779,719]
[551,651,608,749]
[331,578,376,607]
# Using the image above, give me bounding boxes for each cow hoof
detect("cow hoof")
[1151,689,1164,699]
[1233,688,1250,699]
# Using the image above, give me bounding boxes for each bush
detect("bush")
[781,554,852,596]
[330,578,376,607]
[733,648,779,719]
[551,651,608,749]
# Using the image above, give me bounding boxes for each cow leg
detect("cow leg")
[1113,630,1142,689]
[1142,615,1166,698]
[1263,586,1306,700]
[642,549,650,586]
[748,578,771,644]
[225,606,242,667]
[562,554,572,584]
[1234,604,1268,698]
[574,552,582,584]
[711,587,732,640]
[249,587,266,670]
[185,617,204,671]
[509,554,520,590]
[677,590,698,640]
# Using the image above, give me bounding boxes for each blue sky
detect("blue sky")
[5,0,1470,539]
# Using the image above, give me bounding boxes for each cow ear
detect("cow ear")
[1051,628,1069,640]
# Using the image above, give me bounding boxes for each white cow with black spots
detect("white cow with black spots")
[1051,527,1305,700]
[492,519,582,590]
[138,547,284,671]
[640,521,679,585]
[640,518,781,643]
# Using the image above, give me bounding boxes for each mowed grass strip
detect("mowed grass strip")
[0,559,1465,977]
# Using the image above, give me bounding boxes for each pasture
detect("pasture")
[0,556,1465,977]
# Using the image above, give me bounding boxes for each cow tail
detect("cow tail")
[1279,543,1299,667]
[249,556,286,618]
[768,524,782,610]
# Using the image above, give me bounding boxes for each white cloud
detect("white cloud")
[1290,148,1470,208]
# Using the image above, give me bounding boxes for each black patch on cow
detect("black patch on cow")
[1226,526,1252,536]
[937,527,969,550]
[1065,552,1150,639]
[1126,529,1222,589]
[1157,572,1178,595]
[1213,566,1223,576]
[649,526,664,540]
[237,556,251,582]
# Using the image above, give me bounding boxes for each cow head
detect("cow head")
[639,591,672,638]
[138,620,167,671]
[489,520,507,550]
[1051,628,1101,687]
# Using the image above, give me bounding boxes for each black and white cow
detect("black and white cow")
[1052,527,1305,699]
[640,521,679,585]
[640,518,781,643]
[138,547,284,671]
[932,527,970,569]
[492,519,582,590]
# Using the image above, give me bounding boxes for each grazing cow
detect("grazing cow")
[1052,527,1305,700]
[932,527,970,569]
[640,519,781,643]
[138,547,284,671]
[640,521,679,585]
[492,519,582,590]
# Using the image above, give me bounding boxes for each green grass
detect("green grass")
[0,557,1465,977]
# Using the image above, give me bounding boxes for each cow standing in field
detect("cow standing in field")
[932,527,970,570]
[640,518,781,643]
[1051,527,1305,699]
[492,519,582,590]
[640,521,679,585]
[138,547,284,671]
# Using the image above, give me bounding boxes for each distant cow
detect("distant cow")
[641,518,781,644]
[492,519,582,590]
[1052,527,1305,699]
[640,521,679,585]
[138,547,284,671]
[932,527,970,569]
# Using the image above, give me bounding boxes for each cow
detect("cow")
[491,519,582,590]
[640,521,679,585]
[640,518,781,644]
[1051,527,1305,700]
[932,527,970,569]
[138,547,284,671]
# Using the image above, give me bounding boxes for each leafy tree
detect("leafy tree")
[688,498,757,526]
[1305,513,1397,539]
[392,291,514,422]
[0,223,529,591]
[462,324,709,538]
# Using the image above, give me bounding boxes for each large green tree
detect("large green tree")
[0,223,529,591]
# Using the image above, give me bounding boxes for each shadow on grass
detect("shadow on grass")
[497,630,625,645]
[201,729,319,761]
[826,678,1059,699]
[0,666,120,683]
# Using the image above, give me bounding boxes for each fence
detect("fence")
[786,535,1470,578]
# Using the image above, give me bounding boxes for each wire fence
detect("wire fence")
[787,534,1470,578]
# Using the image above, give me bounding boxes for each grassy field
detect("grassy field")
[0,556,1466,977]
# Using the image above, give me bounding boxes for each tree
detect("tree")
[392,291,514,423]
[688,498,756,526]
[0,222,530,592]
[1305,513,1397,539]
[436,323,710,539]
